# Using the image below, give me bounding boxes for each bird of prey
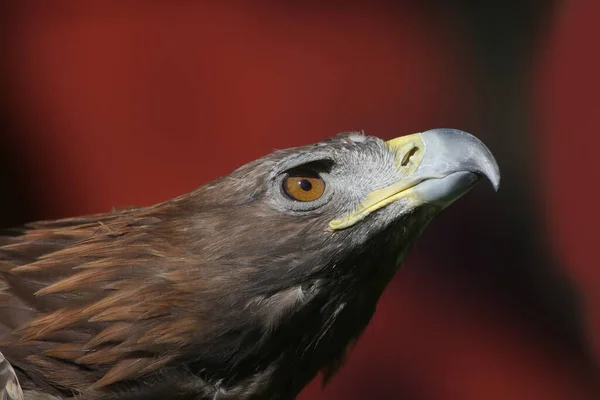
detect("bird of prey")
[0,129,499,399]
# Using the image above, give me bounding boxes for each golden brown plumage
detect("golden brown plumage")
[0,205,205,396]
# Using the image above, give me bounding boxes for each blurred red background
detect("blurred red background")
[1,1,599,399]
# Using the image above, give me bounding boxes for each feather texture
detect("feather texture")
[0,206,205,397]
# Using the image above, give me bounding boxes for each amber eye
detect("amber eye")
[283,174,326,202]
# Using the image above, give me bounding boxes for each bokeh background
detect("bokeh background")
[1,1,599,399]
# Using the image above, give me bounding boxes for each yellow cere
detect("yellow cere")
[329,133,426,231]
[384,133,425,176]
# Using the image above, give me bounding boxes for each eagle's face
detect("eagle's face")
[0,129,499,399]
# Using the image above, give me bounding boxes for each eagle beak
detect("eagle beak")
[329,129,500,230]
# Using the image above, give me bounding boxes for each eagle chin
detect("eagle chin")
[0,129,499,400]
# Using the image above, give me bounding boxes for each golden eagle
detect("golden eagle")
[0,129,499,399]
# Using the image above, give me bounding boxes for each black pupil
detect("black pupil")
[298,179,312,191]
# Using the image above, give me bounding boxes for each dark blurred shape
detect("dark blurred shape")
[419,0,597,377]
[0,110,32,229]
[0,5,39,229]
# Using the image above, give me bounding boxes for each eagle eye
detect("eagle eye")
[283,170,326,202]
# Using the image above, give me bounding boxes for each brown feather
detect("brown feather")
[41,344,86,362]
[90,358,155,389]
[85,323,136,349]
[34,270,119,296]
[75,348,120,366]
[137,318,197,346]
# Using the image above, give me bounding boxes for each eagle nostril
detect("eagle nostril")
[401,146,419,166]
